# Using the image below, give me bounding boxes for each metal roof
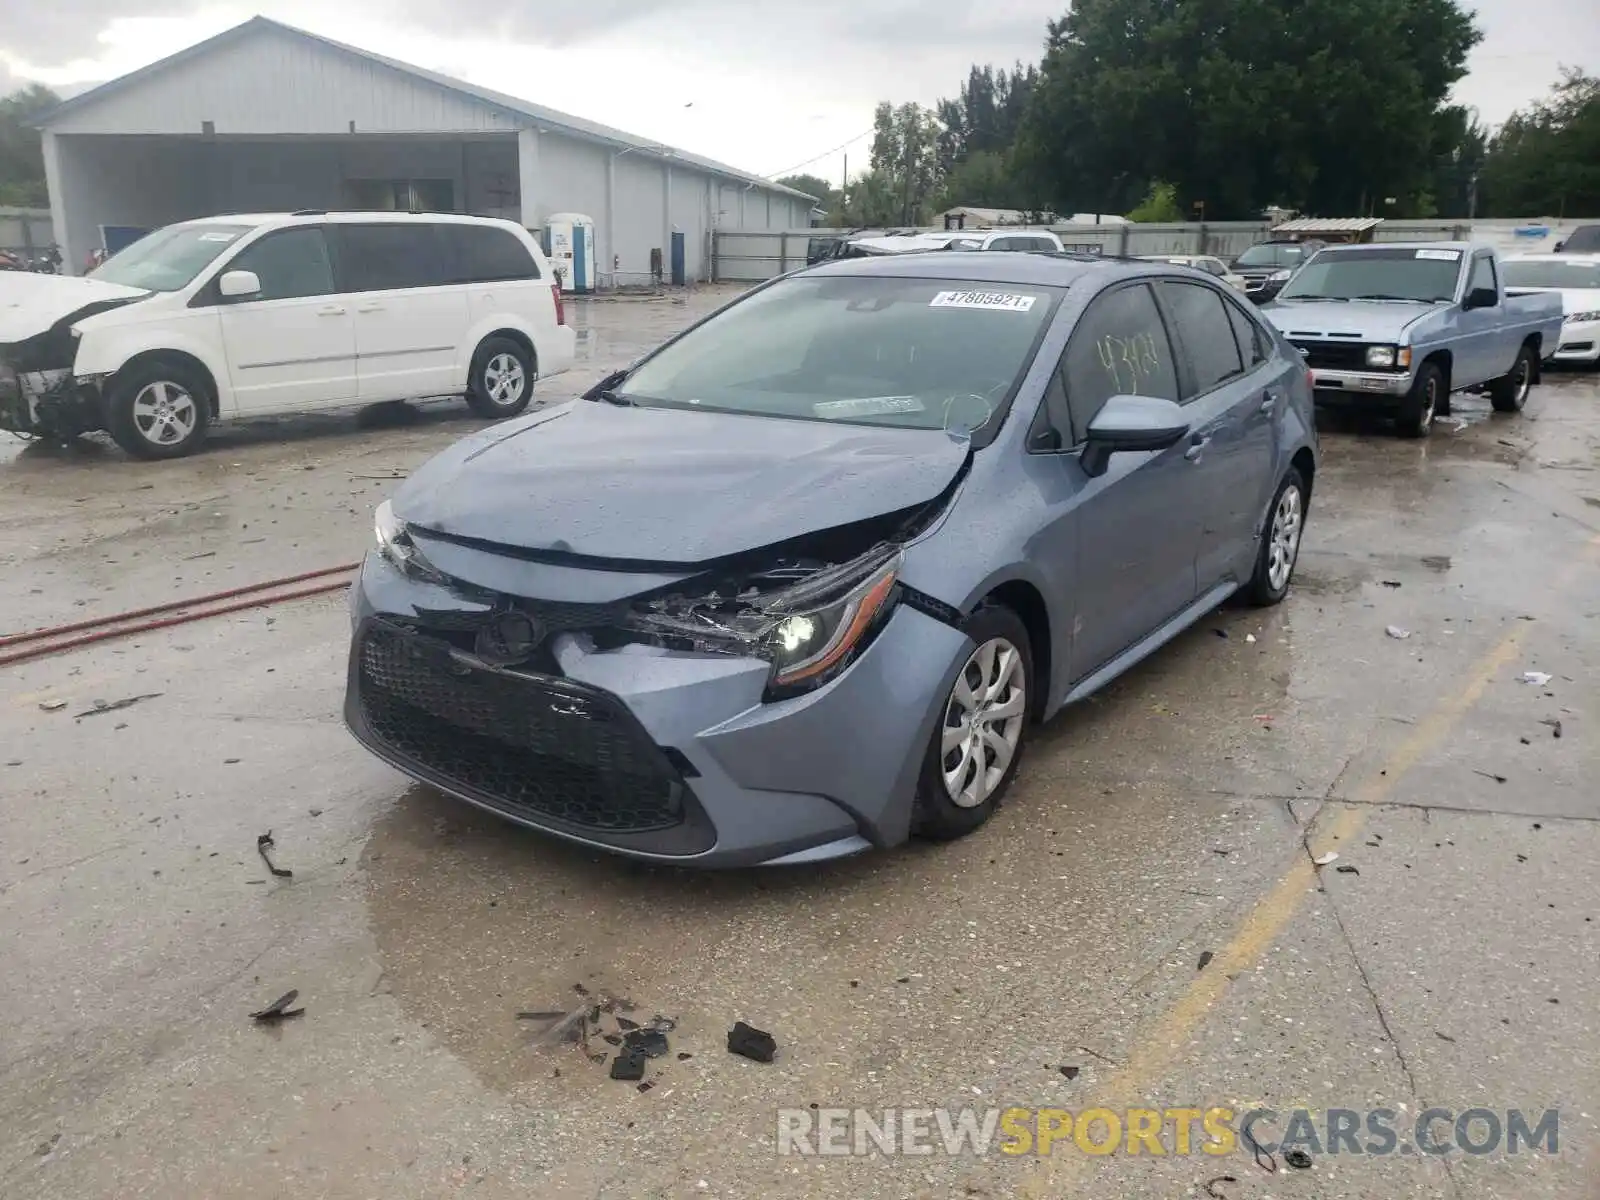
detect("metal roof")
[38,17,817,203]
[1270,217,1385,234]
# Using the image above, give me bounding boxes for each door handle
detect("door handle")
[1185,433,1210,462]
[1260,391,1279,414]
[356,303,384,313]
[317,305,347,316]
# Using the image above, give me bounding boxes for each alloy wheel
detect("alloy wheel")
[1267,483,1303,592]
[131,380,198,446]
[484,353,526,406]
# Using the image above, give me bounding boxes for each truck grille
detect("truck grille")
[1289,340,1376,371]
[355,620,687,834]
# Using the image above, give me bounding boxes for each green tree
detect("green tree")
[869,101,943,225]
[1478,70,1600,218]
[774,173,833,208]
[832,169,902,227]
[1014,0,1480,219]
[937,150,1023,210]
[0,84,61,207]
[1127,181,1184,222]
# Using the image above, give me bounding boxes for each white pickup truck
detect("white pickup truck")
[1260,242,1566,437]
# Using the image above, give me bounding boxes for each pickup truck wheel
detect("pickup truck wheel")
[1489,344,1535,413]
[1396,362,1442,438]
[106,361,211,460]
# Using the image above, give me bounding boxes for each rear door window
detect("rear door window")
[1058,283,1180,441]
[332,223,451,292]
[1223,296,1271,368]
[447,223,542,283]
[1156,281,1245,398]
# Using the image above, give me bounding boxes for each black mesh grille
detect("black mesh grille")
[356,621,685,833]
[1291,340,1379,371]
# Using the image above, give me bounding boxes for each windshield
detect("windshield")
[613,274,1061,432]
[1503,259,1600,290]
[90,224,252,292]
[1278,247,1462,302]
[1234,243,1306,269]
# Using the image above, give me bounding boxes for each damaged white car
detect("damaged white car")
[1,212,572,459]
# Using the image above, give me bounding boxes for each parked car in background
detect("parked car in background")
[848,229,1065,256]
[1139,254,1247,292]
[1552,225,1600,254]
[1262,242,1565,436]
[0,212,574,459]
[1503,254,1600,366]
[345,251,1317,867]
[1231,240,1324,303]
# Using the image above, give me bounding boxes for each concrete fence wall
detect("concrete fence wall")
[712,217,1593,283]
[0,208,55,257]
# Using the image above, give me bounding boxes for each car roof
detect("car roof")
[175,211,525,229]
[1313,240,1477,254]
[802,250,1165,288]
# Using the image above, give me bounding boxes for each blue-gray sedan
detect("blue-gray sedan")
[344,252,1318,867]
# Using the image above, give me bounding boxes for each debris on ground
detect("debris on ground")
[1473,770,1508,785]
[1212,628,1228,638]
[249,989,304,1022]
[1312,851,1339,866]
[1284,1149,1314,1170]
[1196,951,1215,971]
[610,1049,646,1081]
[74,693,163,720]
[1381,580,1402,588]
[38,700,68,712]
[727,1021,777,1063]
[1520,671,1552,686]
[1385,625,1411,640]
[256,831,292,878]
[1540,718,1563,738]
[1435,1031,1456,1043]
[34,1133,61,1157]
[625,1028,670,1058]
[1245,634,1256,644]
[1335,864,1360,875]
[1058,1065,1080,1080]
[1204,1177,1238,1199]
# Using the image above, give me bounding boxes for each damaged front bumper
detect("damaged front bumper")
[0,363,106,438]
[343,549,972,867]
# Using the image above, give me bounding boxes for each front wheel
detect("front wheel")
[912,605,1032,842]
[106,361,211,460]
[1489,344,1535,413]
[467,336,535,418]
[1396,362,1443,438]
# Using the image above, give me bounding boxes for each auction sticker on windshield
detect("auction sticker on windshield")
[813,395,928,418]
[1415,249,1461,261]
[930,290,1037,312]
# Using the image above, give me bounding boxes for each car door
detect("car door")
[1454,252,1506,387]
[209,225,356,415]
[445,221,552,362]
[330,222,469,403]
[1154,280,1281,591]
[1047,281,1204,680]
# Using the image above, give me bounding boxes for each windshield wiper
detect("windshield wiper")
[1279,294,1344,302]
[1351,294,1429,303]
[598,389,635,406]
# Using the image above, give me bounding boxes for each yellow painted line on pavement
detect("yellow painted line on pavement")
[1019,531,1600,1197]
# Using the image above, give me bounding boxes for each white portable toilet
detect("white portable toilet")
[544,212,597,294]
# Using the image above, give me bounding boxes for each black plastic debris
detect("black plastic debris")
[256,831,292,878]
[1058,1065,1080,1080]
[615,1016,641,1032]
[1204,1176,1238,1199]
[602,1033,623,1046]
[625,1028,670,1058]
[1284,1149,1313,1170]
[1473,770,1507,784]
[1335,864,1360,875]
[677,1052,693,1061]
[727,1021,777,1063]
[1381,580,1402,588]
[610,1049,646,1081]
[636,1080,655,1094]
[1212,628,1228,638]
[1540,719,1563,739]
[516,1010,566,1021]
[74,693,162,720]
[1196,951,1215,971]
[250,989,304,1022]
[1435,1031,1456,1043]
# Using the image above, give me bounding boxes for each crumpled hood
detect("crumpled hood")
[394,399,971,566]
[1262,299,1441,343]
[0,272,149,344]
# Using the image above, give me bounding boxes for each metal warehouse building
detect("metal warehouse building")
[38,16,814,283]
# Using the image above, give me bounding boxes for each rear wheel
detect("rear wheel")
[467,336,534,418]
[1489,344,1535,413]
[913,605,1032,841]
[1396,362,1443,438]
[106,360,210,460]
[1245,467,1307,606]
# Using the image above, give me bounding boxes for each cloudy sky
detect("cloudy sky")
[2,0,1595,186]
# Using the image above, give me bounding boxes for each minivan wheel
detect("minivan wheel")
[912,605,1032,842]
[106,360,211,460]
[1489,344,1535,413]
[467,336,534,418]
[1396,363,1442,438]
[1245,466,1307,606]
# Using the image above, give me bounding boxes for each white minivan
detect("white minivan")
[0,211,575,459]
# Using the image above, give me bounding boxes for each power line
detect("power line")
[764,127,875,181]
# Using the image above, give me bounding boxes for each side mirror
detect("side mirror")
[1463,285,1497,311]
[218,269,261,299]
[1081,394,1190,478]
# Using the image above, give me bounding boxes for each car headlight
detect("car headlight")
[1269,269,1292,282]
[626,546,903,700]
[1567,310,1600,324]
[374,499,448,584]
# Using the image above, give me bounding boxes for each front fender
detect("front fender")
[74,316,229,406]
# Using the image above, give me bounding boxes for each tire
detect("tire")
[1396,362,1443,438]
[1489,343,1536,413]
[912,605,1032,841]
[105,359,211,460]
[467,336,535,418]
[1245,466,1308,606]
